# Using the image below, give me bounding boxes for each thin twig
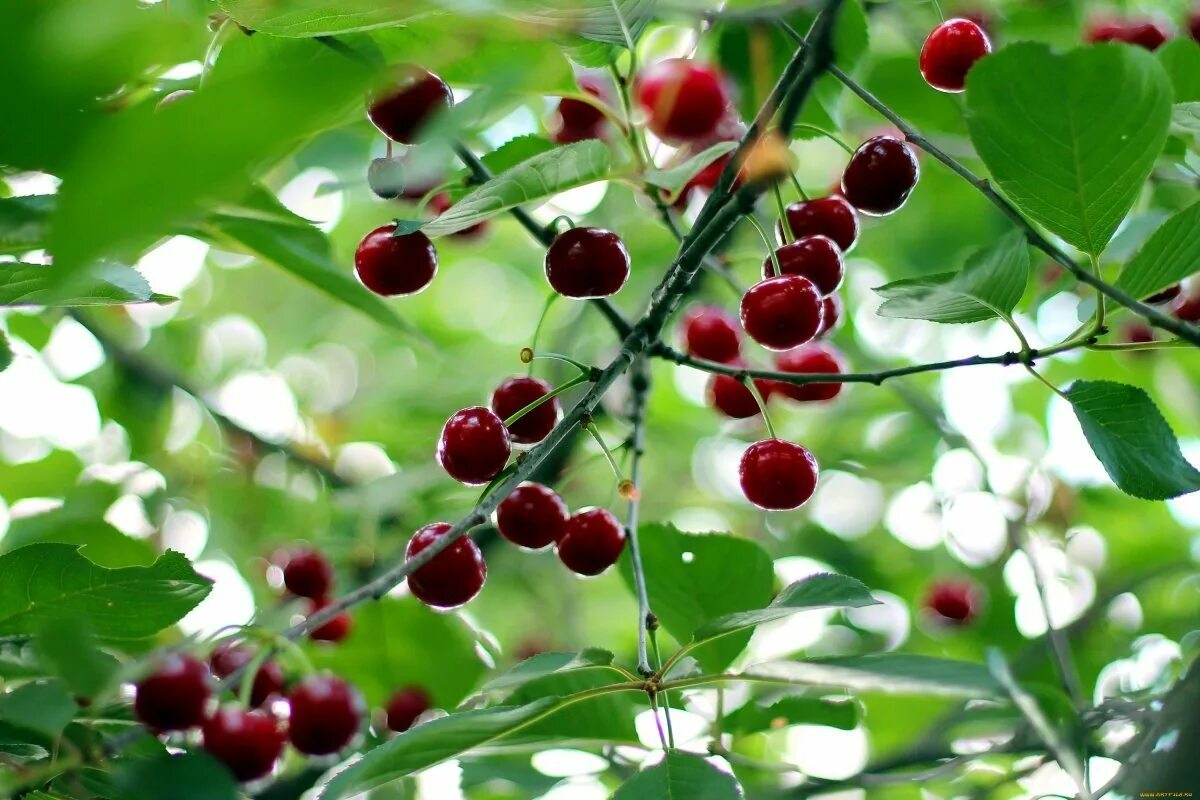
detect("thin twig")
[624,357,655,676]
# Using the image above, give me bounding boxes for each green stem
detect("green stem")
[742,374,777,438]
[503,373,589,429]
[527,294,560,376]
[650,627,676,749]
[772,182,792,243]
[793,123,854,153]
[789,170,809,200]
[583,421,629,487]
[523,352,595,377]
[746,213,781,275]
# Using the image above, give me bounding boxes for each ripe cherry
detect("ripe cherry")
[545,227,630,299]
[308,597,353,643]
[1191,10,1200,42]
[496,482,570,550]
[1086,18,1126,43]
[778,196,859,252]
[282,547,333,600]
[491,376,559,445]
[354,224,438,297]
[1146,284,1182,305]
[816,294,843,338]
[287,674,365,756]
[841,136,920,216]
[919,18,992,93]
[924,579,980,624]
[1122,322,1155,345]
[202,707,286,783]
[209,643,285,708]
[635,59,728,143]
[406,522,487,608]
[674,153,734,208]
[740,275,824,351]
[1174,292,1200,323]
[682,304,742,363]
[428,192,488,240]
[557,507,627,576]
[368,65,453,144]
[765,235,844,296]
[437,407,511,485]
[134,654,212,731]
[707,363,773,419]
[386,685,432,733]
[739,439,819,510]
[774,344,846,403]
[552,76,609,144]
[1122,21,1170,50]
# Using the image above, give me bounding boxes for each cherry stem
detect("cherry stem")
[527,294,560,376]
[745,214,781,275]
[789,170,809,201]
[477,463,519,505]
[548,215,575,233]
[237,647,272,707]
[267,630,316,678]
[742,375,778,438]
[649,627,676,748]
[771,182,793,243]
[583,421,631,488]
[522,351,595,377]
[503,372,590,429]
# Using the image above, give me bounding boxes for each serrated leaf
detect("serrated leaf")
[966,43,1172,256]
[744,654,1001,698]
[445,135,559,202]
[874,229,1030,324]
[0,681,77,739]
[0,194,52,255]
[1065,380,1200,500]
[644,142,737,195]
[613,751,744,800]
[723,696,859,734]
[481,648,617,694]
[0,262,161,307]
[34,617,120,701]
[1114,201,1200,301]
[693,573,878,643]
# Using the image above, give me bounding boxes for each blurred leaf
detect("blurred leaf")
[1170,102,1200,140]
[0,195,52,255]
[514,0,656,47]
[0,545,212,640]
[219,0,428,36]
[644,142,737,195]
[0,262,167,307]
[723,695,859,734]
[114,752,239,800]
[0,331,10,374]
[481,648,617,694]
[500,668,640,745]
[34,617,120,700]
[2,495,156,568]
[1114,201,1200,301]
[1157,39,1200,102]
[693,573,877,643]
[743,654,1001,698]
[0,681,76,739]
[874,230,1030,324]
[1065,380,1200,501]
[613,751,744,799]
[966,43,1172,256]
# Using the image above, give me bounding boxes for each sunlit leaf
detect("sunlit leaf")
[644,142,737,195]
[1114,201,1200,301]
[613,751,744,799]
[481,648,618,694]
[693,573,878,643]
[0,262,166,307]
[743,654,1001,698]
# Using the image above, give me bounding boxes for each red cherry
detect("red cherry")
[919,18,992,93]
[1122,322,1155,345]
[490,376,560,445]
[202,706,286,783]
[739,439,819,510]
[437,407,511,485]
[406,522,487,608]
[1174,292,1200,323]
[553,76,609,144]
[924,579,980,624]
[1190,10,1200,42]
[368,65,453,144]
[682,304,742,363]
[1145,284,1182,305]
[1122,20,1170,50]
[774,344,846,403]
[778,196,860,252]
[134,654,211,731]
[1086,17,1126,43]
[354,224,438,297]
[557,507,627,576]
[209,643,285,709]
[765,235,844,296]
[740,275,824,351]
[428,193,488,240]
[816,293,843,338]
[386,686,432,733]
[495,482,570,550]
[545,227,630,299]
[282,547,333,600]
[841,136,920,216]
[308,597,353,643]
[675,153,734,208]
[706,362,773,419]
[287,674,365,756]
[634,59,729,143]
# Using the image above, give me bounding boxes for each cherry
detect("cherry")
[1191,10,1200,42]
[924,579,980,625]
[674,153,733,208]
[437,407,511,485]
[282,547,333,600]
[386,685,432,732]
[134,654,212,731]
[406,522,487,608]
[490,376,560,445]
[495,482,570,550]
[287,674,365,756]
[778,196,860,252]
[202,706,286,783]
[682,304,742,363]
[545,227,630,299]
[209,643,285,709]
[367,158,406,200]
[765,235,844,296]
[841,136,920,216]
[919,18,992,93]
[739,439,819,510]
[707,363,774,419]
[308,597,353,643]
[1122,322,1155,345]
[1145,284,1182,305]
[774,344,846,403]
[428,192,489,240]
[740,275,824,351]
[1174,292,1200,323]
[816,293,843,338]
[552,76,609,144]
[1122,21,1170,50]
[635,59,728,143]
[1085,18,1126,43]
[557,507,627,576]
[354,224,438,297]
[368,65,453,144]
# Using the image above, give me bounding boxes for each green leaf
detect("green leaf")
[423,140,617,238]
[1170,102,1200,140]
[0,545,212,640]
[0,194,52,255]
[0,681,77,739]
[500,669,640,745]
[0,331,10,374]
[613,751,743,800]
[1157,39,1200,102]
[644,142,737,196]
[516,0,657,67]
[445,135,559,202]
[693,573,878,643]
[114,752,239,800]
[874,229,1030,324]
[744,654,1001,698]
[481,648,618,694]
[723,696,859,735]
[2,498,156,568]
[966,43,1172,256]
[1065,380,1200,501]
[34,617,120,700]
[219,0,428,37]
[0,262,165,307]
[1114,201,1200,301]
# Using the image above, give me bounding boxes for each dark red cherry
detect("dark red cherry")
[368,158,406,200]
[287,674,365,756]
[841,136,920,216]
[386,686,432,732]
[765,235,844,296]
[134,654,212,731]
[1191,10,1200,42]
[1122,20,1170,50]
[1122,322,1155,345]
[634,59,729,143]
[706,361,774,419]
[919,18,992,93]
[202,707,286,783]
[739,439,819,510]
[674,153,734,208]
[774,344,846,403]
[406,522,487,608]
[545,227,630,299]
[557,507,627,576]
[924,579,980,624]
[282,547,333,600]
[428,192,488,240]
[437,407,511,485]
[368,65,453,144]
[816,294,843,338]
[354,224,438,297]
[778,196,860,252]
[209,643,285,708]
[682,304,742,363]
[1174,292,1200,323]
[1146,284,1182,304]
[740,275,824,351]
[490,376,559,445]
[495,482,570,550]
[308,597,353,643]
[553,76,609,144]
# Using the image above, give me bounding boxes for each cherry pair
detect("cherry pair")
[280,548,353,643]
[496,482,628,575]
